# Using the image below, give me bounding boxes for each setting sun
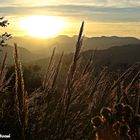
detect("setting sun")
[18,16,66,38]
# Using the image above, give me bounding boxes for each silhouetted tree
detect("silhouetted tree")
[0,17,11,47]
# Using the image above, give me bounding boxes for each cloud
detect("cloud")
[61,0,140,7]
[0,5,140,23]
[1,0,140,7]
[90,0,140,7]
[0,1,140,38]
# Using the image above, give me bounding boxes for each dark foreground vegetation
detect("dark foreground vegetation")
[0,22,140,140]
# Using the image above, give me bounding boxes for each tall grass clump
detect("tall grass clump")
[0,53,17,138]
[0,22,140,139]
[25,22,140,140]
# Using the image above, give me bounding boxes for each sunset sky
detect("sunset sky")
[0,0,140,38]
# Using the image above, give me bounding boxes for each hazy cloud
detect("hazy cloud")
[0,5,140,22]
[95,0,140,7]
[0,0,140,38]
[0,0,140,7]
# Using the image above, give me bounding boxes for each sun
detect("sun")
[18,16,66,38]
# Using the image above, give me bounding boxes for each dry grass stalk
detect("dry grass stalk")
[0,53,13,96]
[126,70,140,93]
[64,21,84,94]
[14,43,28,140]
[0,54,7,92]
[60,22,84,132]
[0,53,7,78]
[111,63,139,91]
[63,21,84,106]
[43,47,56,89]
[49,52,63,91]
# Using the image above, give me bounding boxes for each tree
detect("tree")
[0,17,12,47]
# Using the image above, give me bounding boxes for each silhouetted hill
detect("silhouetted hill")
[93,44,140,67]
[28,44,140,70]
[8,36,140,56]
[83,36,140,50]
[3,37,140,66]
[0,45,37,65]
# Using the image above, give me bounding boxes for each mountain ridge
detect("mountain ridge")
[8,36,140,53]
[26,44,140,69]
[1,36,140,65]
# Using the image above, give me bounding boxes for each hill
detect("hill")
[2,36,140,66]
[8,36,140,56]
[83,36,140,50]
[93,44,140,66]
[28,44,140,70]
[0,45,37,65]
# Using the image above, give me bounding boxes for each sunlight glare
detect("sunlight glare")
[18,16,66,38]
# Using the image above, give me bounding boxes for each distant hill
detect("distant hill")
[0,45,37,65]
[27,44,140,70]
[2,36,140,66]
[93,44,140,67]
[83,36,140,50]
[8,36,140,56]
